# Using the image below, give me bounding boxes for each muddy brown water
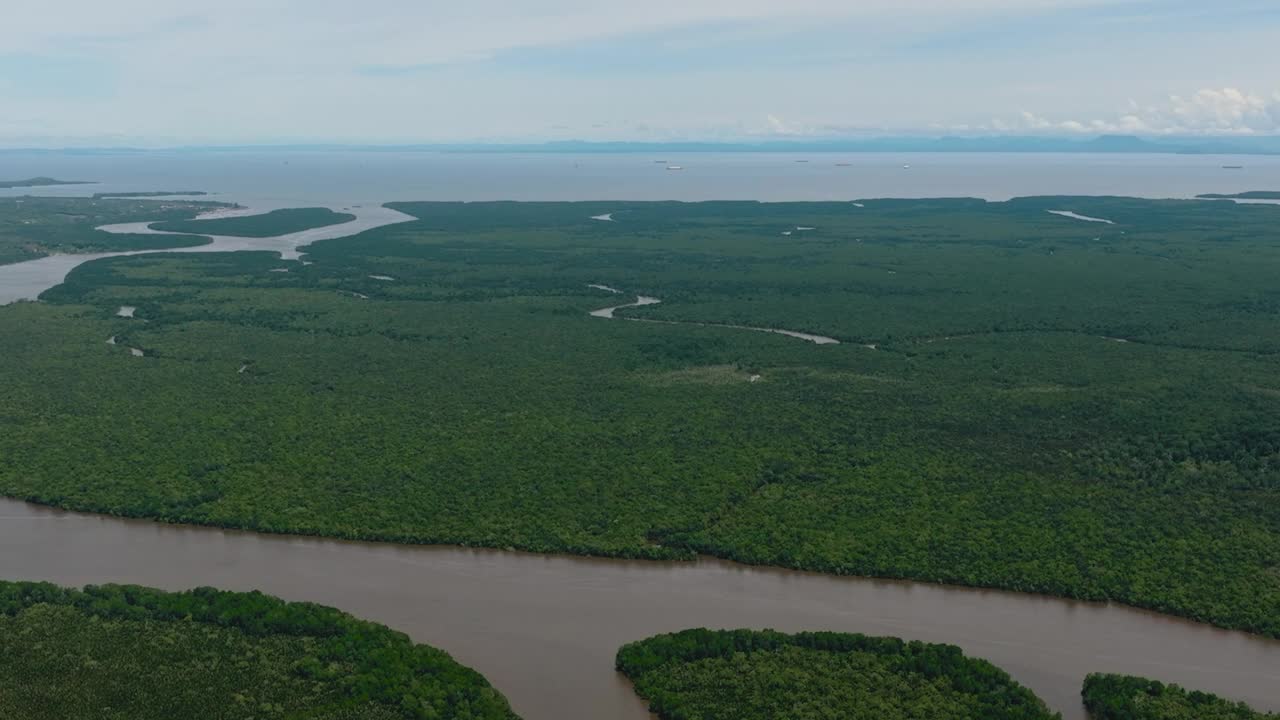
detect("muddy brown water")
[1,497,1277,720]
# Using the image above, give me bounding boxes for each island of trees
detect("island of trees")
[0,177,94,189]
[1083,674,1277,720]
[0,580,518,720]
[150,207,355,237]
[92,191,210,198]
[616,628,1059,720]
[1197,191,1280,200]
[0,196,227,265]
[616,628,1277,720]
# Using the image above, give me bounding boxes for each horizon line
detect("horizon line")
[3,133,1280,155]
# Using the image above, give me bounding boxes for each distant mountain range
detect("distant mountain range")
[5,135,1280,155]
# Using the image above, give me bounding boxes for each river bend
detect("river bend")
[0,205,415,304]
[588,285,841,345]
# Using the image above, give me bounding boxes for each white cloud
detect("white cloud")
[763,115,806,136]
[0,1,1274,145]
[1161,88,1280,134]
[0,0,1156,76]
[1005,88,1280,135]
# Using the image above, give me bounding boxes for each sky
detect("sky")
[1,0,1279,146]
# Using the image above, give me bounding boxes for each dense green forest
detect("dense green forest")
[92,191,210,198]
[616,628,1058,720]
[1,198,1278,636]
[1082,674,1277,720]
[150,207,356,237]
[0,196,226,265]
[0,580,517,720]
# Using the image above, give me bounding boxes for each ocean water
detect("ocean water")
[2,150,1279,210]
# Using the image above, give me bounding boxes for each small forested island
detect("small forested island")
[616,629,1059,720]
[1082,674,1277,720]
[0,196,230,265]
[149,207,355,237]
[0,176,94,189]
[1197,191,1280,200]
[2,197,1279,639]
[0,581,518,720]
[92,191,210,198]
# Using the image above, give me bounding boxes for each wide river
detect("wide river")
[2,498,1277,720]
[4,151,1280,718]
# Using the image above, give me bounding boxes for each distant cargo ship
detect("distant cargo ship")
[666,165,684,171]
[1222,165,1244,169]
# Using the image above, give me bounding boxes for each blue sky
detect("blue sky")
[1,0,1278,146]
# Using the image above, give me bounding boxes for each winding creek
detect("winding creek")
[1,498,1277,720]
[1047,210,1115,224]
[0,205,416,304]
[588,285,842,345]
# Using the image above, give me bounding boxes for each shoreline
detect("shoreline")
[4,493,1278,720]
[3,491,1273,643]
[0,202,415,304]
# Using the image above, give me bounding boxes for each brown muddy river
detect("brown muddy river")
[2,498,1277,719]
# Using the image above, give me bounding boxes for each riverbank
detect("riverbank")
[0,195,229,268]
[2,197,1278,646]
[2,497,1277,720]
[0,577,517,720]
[588,286,842,344]
[0,203,414,303]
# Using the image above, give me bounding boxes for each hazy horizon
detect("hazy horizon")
[5,134,1280,155]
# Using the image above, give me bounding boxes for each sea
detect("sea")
[2,150,1279,209]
